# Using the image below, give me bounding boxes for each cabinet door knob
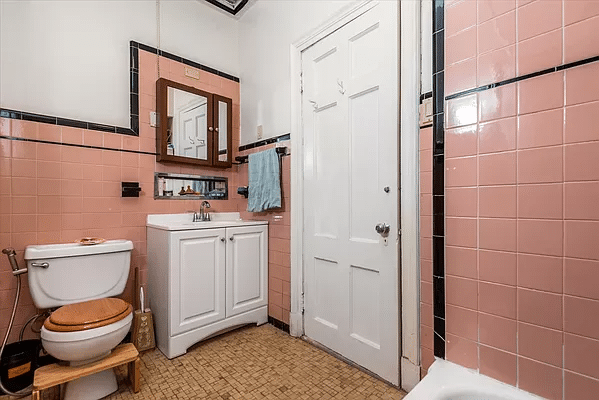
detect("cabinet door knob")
[208,127,214,132]
[215,127,219,132]
[229,237,234,241]
[220,237,225,242]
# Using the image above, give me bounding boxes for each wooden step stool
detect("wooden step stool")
[31,343,140,400]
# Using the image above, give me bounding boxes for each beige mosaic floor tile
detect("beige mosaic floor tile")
[2,325,405,399]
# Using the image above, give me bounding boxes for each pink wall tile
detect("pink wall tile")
[445,0,477,36]
[442,0,599,391]
[518,253,563,293]
[518,322,563,367]
[565,371,599,399]
[446,27,477,66]
[479,312,517,353]
[478,117,516,154]
[445,58,477,95]
[446,94,478,128]
[565,142,599,182]
[477,45,516,88]
[446,125,478,158]
[446,334,479,370]
[446,187,477,217]
[479,250,517,285]
[446,217,477,248]
[445,156,477,187]
[564,333,599,379]
[518,357,563,400]
[479,218,517,252]
[478,11,516,54]
[421,280,433,305]
[564,258,599,300]
[518,184,562,219]
[518,288,563,330]
[519,72,565,115]
[517,146,563,184]
[517,29,562,77]
[479,186,516,218]
[565,220,599,260]
[565,101,599,143]
[564,295,599,340]
[517,0,562,41]
[517,109,563,149]
[479,152,517,185]
[479,282,516,319]
[566,62,599,106]
[446,275,478,310]
[421,324,433,351]
[478,0,515,24]
[446,305,478,340]
[446,246,477,279]
[517,219,563,257]
[564,0,599,25]
[564,15,599,63]
[479,345,517,386]
[479,84,517,122]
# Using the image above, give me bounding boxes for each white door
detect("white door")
[179,101,208,159]
[170,228,226,335]
[302,3,399,385]
[226,225,268,317]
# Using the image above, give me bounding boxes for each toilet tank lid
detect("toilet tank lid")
[25,240,133,260]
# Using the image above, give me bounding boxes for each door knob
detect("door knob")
[229,237,234,241]
[220,237,225,242]
[375,223,390,237]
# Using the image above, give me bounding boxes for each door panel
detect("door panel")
[226,225,268,317]
[302,3,399,385]
[170,229,225,335]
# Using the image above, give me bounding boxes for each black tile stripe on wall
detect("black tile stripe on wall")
[0,41,240,137]
[432,0,445,359]
[445,54,599,101]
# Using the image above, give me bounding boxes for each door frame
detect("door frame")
[289,0,421,390]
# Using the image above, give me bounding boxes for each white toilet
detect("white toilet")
[24,240,134,400]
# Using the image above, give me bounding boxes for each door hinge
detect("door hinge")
[300,72,304,94]
[300,292,305,314]
[398,228,402,236]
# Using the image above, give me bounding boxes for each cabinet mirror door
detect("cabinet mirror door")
[157,78,213,166]
[213,95,233,168]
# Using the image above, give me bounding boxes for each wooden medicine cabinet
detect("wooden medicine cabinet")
[156,78,233,168]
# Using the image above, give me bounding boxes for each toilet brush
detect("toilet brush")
[131,286,155,352]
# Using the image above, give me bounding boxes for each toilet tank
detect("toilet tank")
[24,240,133,309]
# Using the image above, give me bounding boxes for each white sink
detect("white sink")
[146,212,267,231]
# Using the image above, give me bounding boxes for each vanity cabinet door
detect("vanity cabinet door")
[225,225,268,318]
[170,228,226,335]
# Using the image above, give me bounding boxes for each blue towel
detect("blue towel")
[247,148,281,212]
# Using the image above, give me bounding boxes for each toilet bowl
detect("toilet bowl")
[25,240,134,400]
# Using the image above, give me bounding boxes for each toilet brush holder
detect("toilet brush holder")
[131,310,155,352]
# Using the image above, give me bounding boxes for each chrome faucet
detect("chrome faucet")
[199,201,211,221]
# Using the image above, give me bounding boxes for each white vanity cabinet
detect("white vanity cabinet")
[146,213,268,359]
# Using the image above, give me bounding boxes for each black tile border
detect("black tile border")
[204,0,250,16]
[445,54,599,101]
[268,316,290,334]
[0,41,240,138]
[432,0,446,360]
[0,135,157,156]
[131,41,240,83]
[420,91,433,103]
[238,133,290,152]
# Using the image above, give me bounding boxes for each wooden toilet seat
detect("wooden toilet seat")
[44,298,133,332]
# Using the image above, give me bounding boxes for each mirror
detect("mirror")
[154,172,228,200]
[167,87,209,160]
[156,78,232,167]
